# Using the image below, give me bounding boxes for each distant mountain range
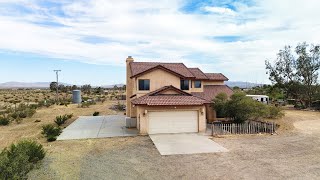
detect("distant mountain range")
[0,81,261,89]
[225,81,264,88]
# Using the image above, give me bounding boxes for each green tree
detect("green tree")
[213,93,228,118]
[49,82,57,92]
[295,42,320,106]
[266,42,320,107]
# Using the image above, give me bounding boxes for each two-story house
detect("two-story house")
[125,56,233,134]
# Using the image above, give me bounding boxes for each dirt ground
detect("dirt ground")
[0,101,121,150]
[26,109,320,180]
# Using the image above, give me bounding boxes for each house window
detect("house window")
[138,79,150,91]
[194,80,201,88]
[180,80,189,90]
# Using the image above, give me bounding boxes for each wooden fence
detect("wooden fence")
[211,121,276,135]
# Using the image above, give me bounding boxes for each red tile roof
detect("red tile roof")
[204,73,229,81]
[130,62,194,78]
[192,85,233,101]
[188,68,209,80]
[129,61,229,81]
[132,86,209,106]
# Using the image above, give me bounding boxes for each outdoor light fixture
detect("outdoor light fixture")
[143,110,148,116]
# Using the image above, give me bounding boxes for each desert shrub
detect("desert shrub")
[81,102,89,108]
[80,101,95,108]
[0,116,10,126]
[265,105,284,119]
[54,114,72,126]
[6,140,45,163]
[10,112,19,119]
[54,115,68,126]
[25,108,36,117]
[66,113,73,119]
[42,124,61,142]
[15,117,22,124]
[93,111,100,116]
[38,99,55,108]
[29,104,38,109]
[110,101,126,111]
[0,140,45,180]
[213,92,284,123]
[18,111,27,118]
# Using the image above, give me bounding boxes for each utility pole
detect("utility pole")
[54,70,61,101]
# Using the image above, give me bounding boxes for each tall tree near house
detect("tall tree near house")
[266,42,320,107]
[265,45,298,98]
[295,42,320,106]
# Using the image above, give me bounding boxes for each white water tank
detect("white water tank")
[72,90,82,104]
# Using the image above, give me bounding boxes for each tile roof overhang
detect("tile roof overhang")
[188,68,209,80]
[192,85,234,102]
[131,86,210,106]
[129,62,229,82]
[130,62,195,79]
[204,73,229,81]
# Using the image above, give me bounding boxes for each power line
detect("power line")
[53,70,61,101]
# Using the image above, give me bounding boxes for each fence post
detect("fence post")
[211,123,213,136]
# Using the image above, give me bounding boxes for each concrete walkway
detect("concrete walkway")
[57,115,138,140]
[149,133,228,155]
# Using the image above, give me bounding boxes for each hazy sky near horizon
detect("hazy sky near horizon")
[0,0,320,85]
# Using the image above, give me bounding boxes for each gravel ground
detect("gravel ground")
[29,110,320,180]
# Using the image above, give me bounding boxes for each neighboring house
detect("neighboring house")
[246,95,269,104]
[125,56,233,134]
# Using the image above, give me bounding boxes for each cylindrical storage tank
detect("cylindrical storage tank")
[72,90,82,104]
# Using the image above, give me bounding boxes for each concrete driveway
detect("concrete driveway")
[57,115,138,140]
[149,133,228,155]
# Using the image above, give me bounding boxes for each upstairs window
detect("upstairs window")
[180,80,189,90]
[138,79,150,91]
[194,80,201,88]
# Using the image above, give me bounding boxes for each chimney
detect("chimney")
[126,56,134,117]
[126,56,134,63]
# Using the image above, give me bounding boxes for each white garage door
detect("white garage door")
[148,111,198,134]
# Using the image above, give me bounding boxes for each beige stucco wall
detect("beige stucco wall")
[134,69,181,96]
[136,105,206,135]
[205,104,216,123]
[203,80,225,85]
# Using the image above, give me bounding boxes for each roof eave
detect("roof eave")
[130,65,192,79]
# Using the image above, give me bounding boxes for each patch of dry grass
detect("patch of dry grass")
[0,100,122,150]
[266,109,320,134]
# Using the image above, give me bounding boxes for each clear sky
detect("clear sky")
[0,0,320,86]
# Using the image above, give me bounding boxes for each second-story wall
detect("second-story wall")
[134,69,181,97]
[131,67,226,98]
[203,80,224,86]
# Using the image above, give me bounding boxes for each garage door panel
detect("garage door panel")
[149,111,198,134]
